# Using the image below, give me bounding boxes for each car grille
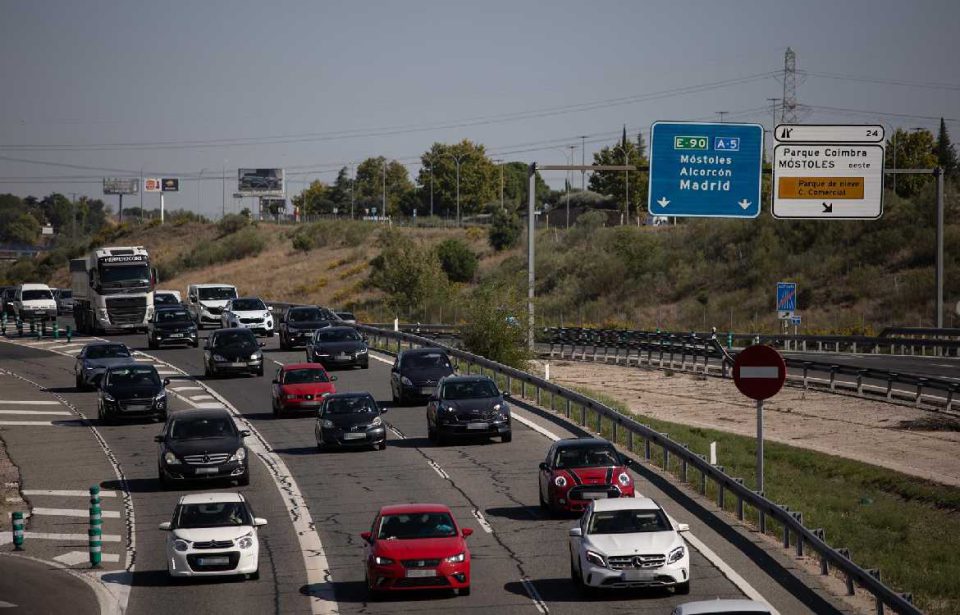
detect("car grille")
[205,306,222,315]
[402,558,442,568]
[607,554,666,570]
[568,485,622,500]
[119,399,153,412]
[183,453,231,465]
[393,576,450,588]
[105,296,147,325]
[186,551,240,572]
[193,539,235,550]
[239,317,262,324]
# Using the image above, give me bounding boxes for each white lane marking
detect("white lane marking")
[169,386,204,392]
[195,402,225,409]
[189,395,215,401]
[32,507,120,519]
[22,489,117,498]
[0,409,72,416]
[510,411,775,608]
[427,459,450,480]
[0,532,120,543]
[4,497,23,503]
[54,551,121,565]
[0,420,61,426]
[472,509,494,534]
[0,400,62,405]
[370,354,392,365]
[137,352,338,615]
[521,577,550,615]
[0,600,16,608]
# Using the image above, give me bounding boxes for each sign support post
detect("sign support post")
[756,399,764,493]
[733,345,786,493]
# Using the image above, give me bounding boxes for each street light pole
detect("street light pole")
[221,163,226,219]
[580,135,587,191]
[382,159,387,217]
[447,153,465,226]
[493,159,504,210]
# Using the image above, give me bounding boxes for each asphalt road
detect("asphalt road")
[0,554,99,615]
[0,324,854,615]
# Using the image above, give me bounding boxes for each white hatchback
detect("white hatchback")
[159,492,267,580]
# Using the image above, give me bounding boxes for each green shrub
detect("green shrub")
[459,283,531,369]
[489,208,522,251]
[217,213,249,236]
[436,238,478,283]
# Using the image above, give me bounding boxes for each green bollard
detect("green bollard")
[16,320,23,337]
[53,322,60,339]
[66,325,73,343]
[727,332,733,349]
[89,486,102,567]
[29,319,35,334]
[12,511,25,550]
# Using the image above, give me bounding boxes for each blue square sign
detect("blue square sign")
[648,122,763,217]
[777,282,797,312]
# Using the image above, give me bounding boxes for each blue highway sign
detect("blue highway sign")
[777,282,798,312]
[648,122,763,218]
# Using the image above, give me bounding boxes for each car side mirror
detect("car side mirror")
[253,517,268,527]
[239,430,251,438]
[259,342,266,348]
[153,435,164,443]
[268,306,274,312]
[676,523,690,533]
[503,391,512,398]
[329,375,337,382]
[538,462,548,471]
[163,378,171,386]
[568,527,582,538]
[271,379,278,385]
[461,528,474,538]
[360,531,372,543]
[158,522,172,531]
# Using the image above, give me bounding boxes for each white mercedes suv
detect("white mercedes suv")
[569,497,690,594]
[158,492,267,580]
[221,297,274,337]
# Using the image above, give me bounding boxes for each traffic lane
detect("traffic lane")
[147,341,542,613]
[783,351,960,381]
[1,342,312,615]
[0,554,100,615]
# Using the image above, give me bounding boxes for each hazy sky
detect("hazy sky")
[1,0,957,217]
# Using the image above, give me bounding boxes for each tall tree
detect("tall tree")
[501,162,549,209]
[588,130,649,220]
[935,118,958,176]
[327,166,355,211]
[292,180,331,216]
[354,157,414,216]
[885,128,938,197]
[416,140,497,218]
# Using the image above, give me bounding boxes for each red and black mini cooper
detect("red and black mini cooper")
[538,437,635,514]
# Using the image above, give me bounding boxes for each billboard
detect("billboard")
[238,168,284,196]
[103,178,139,195]
[161,178,180,192]
[144,178,162,192]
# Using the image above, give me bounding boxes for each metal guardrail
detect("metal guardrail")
[541,328,959,413]
[356,323,923,615]
[878,326,960,339]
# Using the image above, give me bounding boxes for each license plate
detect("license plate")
[582,492,608,500]
[336,353,351,360]
[169,333,183,338]
[405,569,437,578]
[195,467,219,475]
[229,362,246,367]
[300,401,320,407]
[622,569,657,581]
[467,422,489,430]
[198,556,230,566]
[343,432,365,440]
[419,387,436,395]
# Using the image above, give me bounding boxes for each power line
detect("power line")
[802,71,960,92]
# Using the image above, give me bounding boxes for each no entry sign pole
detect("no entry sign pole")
[733,345,786,493]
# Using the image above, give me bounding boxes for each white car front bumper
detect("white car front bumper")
[580,553,689,589]
[166,545,259,577]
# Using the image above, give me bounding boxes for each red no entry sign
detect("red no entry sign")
[733,345,786,400]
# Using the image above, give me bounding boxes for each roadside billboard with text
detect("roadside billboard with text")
[238,168,284,196]
[103,178,139,195]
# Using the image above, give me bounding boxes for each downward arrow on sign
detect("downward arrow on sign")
[822,202,833,213]
[657,197,670,208]
[738,199,752,210]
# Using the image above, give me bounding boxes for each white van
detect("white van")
[13,283,58,322]
[186,284,238,328]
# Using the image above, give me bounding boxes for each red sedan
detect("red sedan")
[271,363,337,416]
[361,504,473,596]
[538,437,635,514]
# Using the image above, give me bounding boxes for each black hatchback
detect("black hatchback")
[203,328,265,377]
[306,326,369,369]
[155,408,251,487]
[314,392,387,451]
[147,306,199,349]
[426,375,512,444]
[98,364,170,424]
[390,348,455,405]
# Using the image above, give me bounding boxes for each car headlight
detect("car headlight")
[155,391,167,401]
[229,447,246,462]
[163,451,179,465]
[373,555,394,566]
[357,347,367,354]
[617,472,632,486]
[102,392,116,403]
[370,417,382,427]
[213,354,226,362]
[585,550,606,567]
[173,539,190,552]
[554,475,567,488]
[97,308,108,318]
[668,545,685,564]
[400,376,413,386]
[237,532,254,550]
[445,552,465,563]
[320,419,335,429]
[250,352,261,360]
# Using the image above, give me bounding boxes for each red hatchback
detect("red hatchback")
[361,504,473,596]
[538,437,635,514]
[271,363,337,416]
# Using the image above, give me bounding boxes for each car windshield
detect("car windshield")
[587,509,671,535]
[231,298,265,311]
[336,312,355,320]
[441,380,498,400]
[377,512,457,540]
[170,416,236,440]
[154,293,179,306]
[283,368,330,384]
[404,353,451,370]
[85,344,131,359]
[107,366,160,387]
[174,502,251,529]
[22,289,53,301]
[555,446,620,468]
[213,330,257,350]
[315,328,360,342]
[60,290,72,299]
[322,396,376,416]
[198,287,237,301]
[288,307,336,322]
[100,265,150,286]
[157,309,191,323]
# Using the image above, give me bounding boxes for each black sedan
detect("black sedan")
[147,306,199,349]
[314,392,387,451]
[75,342,133,390]
[278,305,338,350]
[97,364,170,424]
[203,328,265,377]
[155,408,251,487]
[426,375,512,444]
[390,348,455,405]
[306,326,369,369]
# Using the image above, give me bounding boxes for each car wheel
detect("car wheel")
[157,411,168,423]
[377,441,386,451]
[159,468,171,490]
[266,330,274,338]
[674,581,690,595]
[427,422,436,442]
[237,470,250,487]
[570,553,580,582]
[191,341,199,348]
[279,338,288,351]
[539,487,548,511]
[361,360,369,369]
[256,366,264,377]
[272,401,279,417]
[247,568,260,581]
[148,338,158,350]
[459,586,470,596]
[501,431,512,443]
[76,374,84,391]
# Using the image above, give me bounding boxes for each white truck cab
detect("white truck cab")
[187,284,239,328]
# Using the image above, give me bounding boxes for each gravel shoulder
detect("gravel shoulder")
[545,360,960,487]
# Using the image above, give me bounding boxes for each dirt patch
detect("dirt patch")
[543,360,960,487]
